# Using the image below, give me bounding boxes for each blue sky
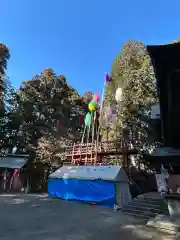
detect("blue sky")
[1,0,180,95]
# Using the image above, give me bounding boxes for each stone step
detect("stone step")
[122,207,157,216]
[123,204,169,214]
[128,202,168,209]
[133,197,165,203]
[131,199,167,208]
[143,196,164,200]
[122,209,154,219]
[135,197,165,203]
[122,196,169,220]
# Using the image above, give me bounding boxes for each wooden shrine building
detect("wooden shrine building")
[145,43,180,211]
[0,153,29,193]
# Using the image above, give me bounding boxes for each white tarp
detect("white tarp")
[49,165,129,182]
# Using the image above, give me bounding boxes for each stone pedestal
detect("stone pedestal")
[166,195,180,217]
[168,199,180,217]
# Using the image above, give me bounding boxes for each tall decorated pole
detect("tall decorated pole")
[82,112,92,144]
[104,106,112,141]
[115,86,125,165]
[97,73,112,146]
[81,93,99,146]
[93,93,99,143]
[115,87,123,139]
[88,100,97,145]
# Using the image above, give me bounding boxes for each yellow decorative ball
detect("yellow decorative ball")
[88,100,96,111]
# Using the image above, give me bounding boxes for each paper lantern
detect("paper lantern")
[88,100,96,111]
[84,112,91,127]
[115,88,123,102]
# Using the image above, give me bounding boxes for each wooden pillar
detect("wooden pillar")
[122,141,128,169]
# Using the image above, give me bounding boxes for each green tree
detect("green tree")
[104,40,158,145]
[82,91,93,104]
[16,68,86,166]
[0,43,10,114]
[172,39,180,43]
[0,44,20,154]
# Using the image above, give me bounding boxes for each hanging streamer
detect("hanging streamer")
[84,112,91,127]
[96,72,112,146]
[104,72,112,83]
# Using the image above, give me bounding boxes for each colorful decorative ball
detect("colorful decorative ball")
[93,93,100,102]
[88,100,96,111]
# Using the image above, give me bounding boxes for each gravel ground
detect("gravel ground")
[0,194,176,240]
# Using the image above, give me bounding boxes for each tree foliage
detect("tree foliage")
[104,40,158,145]
[0,50,88,166]
[14,68,88,165]
[0,44,10,114]
[0,43,10,78]
[0,44,18,154]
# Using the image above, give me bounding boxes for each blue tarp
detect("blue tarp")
[48,178,116,208]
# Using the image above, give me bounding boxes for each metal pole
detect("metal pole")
[81,125,87,144]
[97,80,106,146]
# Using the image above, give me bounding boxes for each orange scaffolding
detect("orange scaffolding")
[64,140,138,166]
